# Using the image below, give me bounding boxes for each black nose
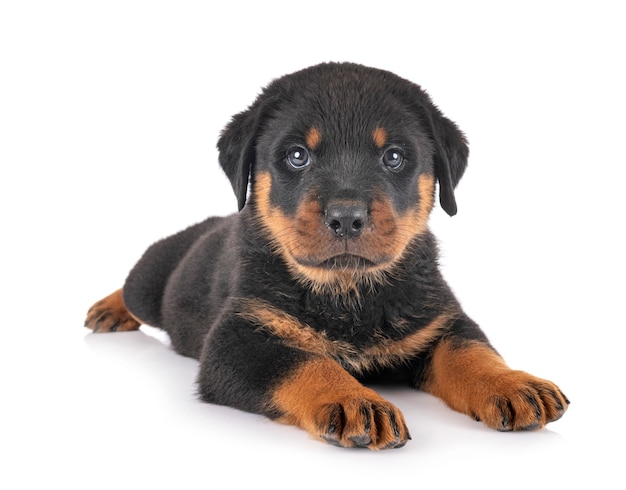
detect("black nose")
[324,201,369,238]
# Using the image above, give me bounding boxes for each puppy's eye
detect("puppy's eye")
[286,146,311,169]
[382,148,404,170]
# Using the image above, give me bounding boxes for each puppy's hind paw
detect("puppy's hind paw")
[84,289,140,333]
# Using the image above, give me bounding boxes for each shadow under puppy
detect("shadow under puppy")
[85,62,569,449]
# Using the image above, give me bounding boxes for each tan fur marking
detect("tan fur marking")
[363,313,453,366]
[238,299,350,358]
[253,171,435,295]
[305,127,322,150]
[239,299,453,374]
[271,358,410,449]
[372,127,387,148]
[84,288,141,333]
[423,340,569,430]
[254,172,365,294]
[415,174,435,230]
[424,340,509,407]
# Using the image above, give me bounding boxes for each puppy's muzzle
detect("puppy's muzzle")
[324,200,369,238]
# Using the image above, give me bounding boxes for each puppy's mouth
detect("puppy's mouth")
[296,254,378,270]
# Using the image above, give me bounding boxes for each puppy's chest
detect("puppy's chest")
[251,294,448,375]
[301,298,393,347]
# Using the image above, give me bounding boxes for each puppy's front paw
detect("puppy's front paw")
[316,397,410,449]
[271,358,410,450]
[425,340,569,431]
[473,371,570,431]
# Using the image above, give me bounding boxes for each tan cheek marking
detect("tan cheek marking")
[372,127,387,149]
[253,171,436,295]
[306,127,322,150]
[396,173,435,243]
[366,174,435,265]
[415,173,435,232]
[254,172,361,293]
[254,172,332,286]
[254,171,295,251]
[254,171,321,264]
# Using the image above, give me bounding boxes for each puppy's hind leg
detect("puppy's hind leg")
[84,289,141,333]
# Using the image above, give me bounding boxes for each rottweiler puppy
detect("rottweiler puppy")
[85,62,569,449]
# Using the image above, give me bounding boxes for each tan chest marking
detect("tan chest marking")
[238,299,453,374]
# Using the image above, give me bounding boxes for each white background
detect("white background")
[1,1,624,488]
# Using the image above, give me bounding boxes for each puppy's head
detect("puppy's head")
[218,62,468,291]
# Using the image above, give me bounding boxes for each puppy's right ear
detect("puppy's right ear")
[217,97,274,211]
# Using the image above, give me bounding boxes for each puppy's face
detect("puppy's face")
[253,88,436,287]
[218,63,468,291]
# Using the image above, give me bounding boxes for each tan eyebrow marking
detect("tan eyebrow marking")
[372,127,387,149]
[305,127,322,150]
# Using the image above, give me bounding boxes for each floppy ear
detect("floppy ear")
[426,106,469,216]
[217,97,273,211]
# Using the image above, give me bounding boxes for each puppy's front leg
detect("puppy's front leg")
[422,336,569,431]
[197,316,410,450]
[272,357,410,449]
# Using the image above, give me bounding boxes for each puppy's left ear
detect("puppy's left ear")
[426,105,469,216]
[217,97,274,211]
